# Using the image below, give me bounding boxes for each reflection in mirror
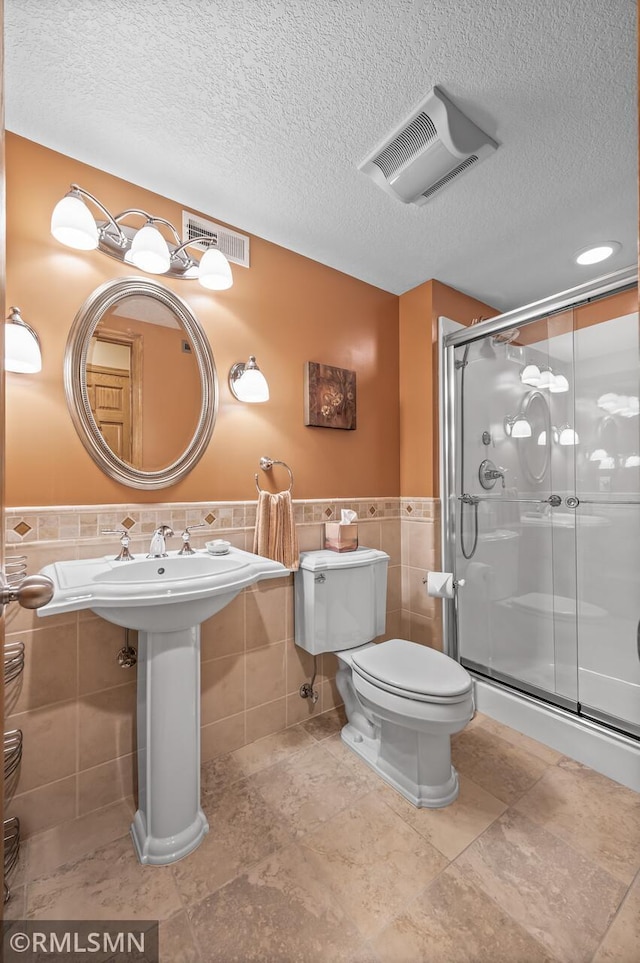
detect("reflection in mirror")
[65,278,217,489]
[519,390,551,485]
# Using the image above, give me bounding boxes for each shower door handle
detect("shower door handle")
[0,573,54,618]
[545,495,562,507]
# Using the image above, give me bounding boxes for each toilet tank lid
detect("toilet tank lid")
[298,547,389,572]
[352,638,472,698]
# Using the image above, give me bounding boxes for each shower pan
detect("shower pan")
[440,267,640,788]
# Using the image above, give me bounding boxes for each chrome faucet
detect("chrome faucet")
[479,459,507,490]
[147,525,174,558]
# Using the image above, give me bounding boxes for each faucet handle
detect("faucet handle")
[101,529,135,561]
[178,523,206,556]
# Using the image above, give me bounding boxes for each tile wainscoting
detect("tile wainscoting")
[4,496,439,838]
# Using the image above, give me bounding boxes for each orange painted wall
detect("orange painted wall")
[398,279,499,497]
[5,134,400,506]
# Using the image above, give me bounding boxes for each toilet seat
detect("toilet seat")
[351,638,472,705]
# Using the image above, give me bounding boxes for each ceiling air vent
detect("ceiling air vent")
[359,86,497,206]
[181,212,250,268]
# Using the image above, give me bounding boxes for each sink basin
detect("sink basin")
[37,545,289,865]
[38,547,287,632]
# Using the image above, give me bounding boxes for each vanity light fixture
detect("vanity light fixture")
[51,185,234,290]
[624,454,640,468]
[520,363,542,386]
[574,242,621,266]
[5,306,42,373]
[504,414,532,438]
[229,356,270,403]
[589,448,608,462]
[558,424,579,446]
[536,368,555,389]
[548,373,569,393]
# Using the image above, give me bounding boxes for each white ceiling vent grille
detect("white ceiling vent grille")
[359,86,497,207]
[181,212,250,268]
[421,155,478,201]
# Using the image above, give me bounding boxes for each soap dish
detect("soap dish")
[206,540,231,555]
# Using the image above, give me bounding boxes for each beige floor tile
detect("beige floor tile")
[251,743,371,837]
[455,809,627,963]
[300,791,448,937]
[515,760,640,885]
[200,751,246,801]
[478,715,564,765]
[451,723,549,803]
[372,863,556,963]
[321,732,383,790]
[26,835,182,921]
[229,724,316,777]
[25,799,132,880]
[171,777,294,902]
[302,705,347,741]
[4,883,26,920]
[376,772,507,860]
[188,841,364,962]
[592,870,640,963]
[160,911,201,963]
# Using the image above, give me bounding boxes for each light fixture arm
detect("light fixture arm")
[171,234,220,265]
[113,210,183,246]
[69,184,127,246]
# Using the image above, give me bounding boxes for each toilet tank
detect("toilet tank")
[294,548,390,655]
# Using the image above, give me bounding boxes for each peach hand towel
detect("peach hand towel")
[253,489,299,570]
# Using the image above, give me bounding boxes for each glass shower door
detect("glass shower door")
[573,295,640,737]
[454,311,580,711]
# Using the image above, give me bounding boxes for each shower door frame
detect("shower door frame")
[440,265,638,724]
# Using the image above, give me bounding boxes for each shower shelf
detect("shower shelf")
[3,815,20,905]
[4,729,23,781]
[4,641,25,686]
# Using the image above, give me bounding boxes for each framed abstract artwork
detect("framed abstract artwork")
[304,361,356,430]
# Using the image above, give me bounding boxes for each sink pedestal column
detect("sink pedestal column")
[131,626,209,865]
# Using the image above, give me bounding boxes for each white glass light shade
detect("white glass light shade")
[51,194,99,250]
[537,430,547,446]
[5,317,42,373]
[624,454,640,468]
[129,223,171,274]
[597,393,618,412]
[511,416,532,438]
[558,426,579,446]
[229,357,269,403]
[537,369,554,389]
[521,364,541,386]
[598,456,615,469]
[549,374,569,393]
[589,448,608,462]
[198,248,233,290]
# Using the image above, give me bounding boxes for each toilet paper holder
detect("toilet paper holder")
[421,574,465,590]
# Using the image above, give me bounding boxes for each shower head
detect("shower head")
[492,328,521,345]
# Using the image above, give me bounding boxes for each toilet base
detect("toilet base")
[341,722,460,809]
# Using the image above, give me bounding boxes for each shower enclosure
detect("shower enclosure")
[441,267,640,755]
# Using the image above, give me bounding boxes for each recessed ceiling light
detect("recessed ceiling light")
[574,242,621,266]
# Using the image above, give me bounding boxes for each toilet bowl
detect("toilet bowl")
[294,548,474,808]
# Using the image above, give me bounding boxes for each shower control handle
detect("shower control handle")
[544,495,562,507]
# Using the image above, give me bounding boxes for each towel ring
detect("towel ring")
[255,456,294,494]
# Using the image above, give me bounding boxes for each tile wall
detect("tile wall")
[4,496,439,838]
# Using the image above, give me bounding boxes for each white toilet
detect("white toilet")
[295,547,474,808]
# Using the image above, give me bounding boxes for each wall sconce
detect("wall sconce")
[558,424,579,446]
[229,356,270,403]
[548,374,569,393]
[504,413,532,438]
[520,364,542,386]
[51,184,233,290]
[5,306,42,373]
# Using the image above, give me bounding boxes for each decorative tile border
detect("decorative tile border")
[6,497,406,545]
[400,498,440,519]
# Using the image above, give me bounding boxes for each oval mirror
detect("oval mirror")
[519,389,551,485]
[64,277,217,489]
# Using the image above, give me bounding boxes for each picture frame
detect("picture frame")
[304,361,356,430]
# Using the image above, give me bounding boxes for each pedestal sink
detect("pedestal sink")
[38,547,289,864]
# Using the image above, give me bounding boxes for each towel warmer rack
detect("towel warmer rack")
[255,456,294,494]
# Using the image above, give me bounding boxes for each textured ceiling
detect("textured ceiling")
[5,0,637,310]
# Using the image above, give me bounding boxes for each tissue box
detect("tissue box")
[324,522,358,553]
